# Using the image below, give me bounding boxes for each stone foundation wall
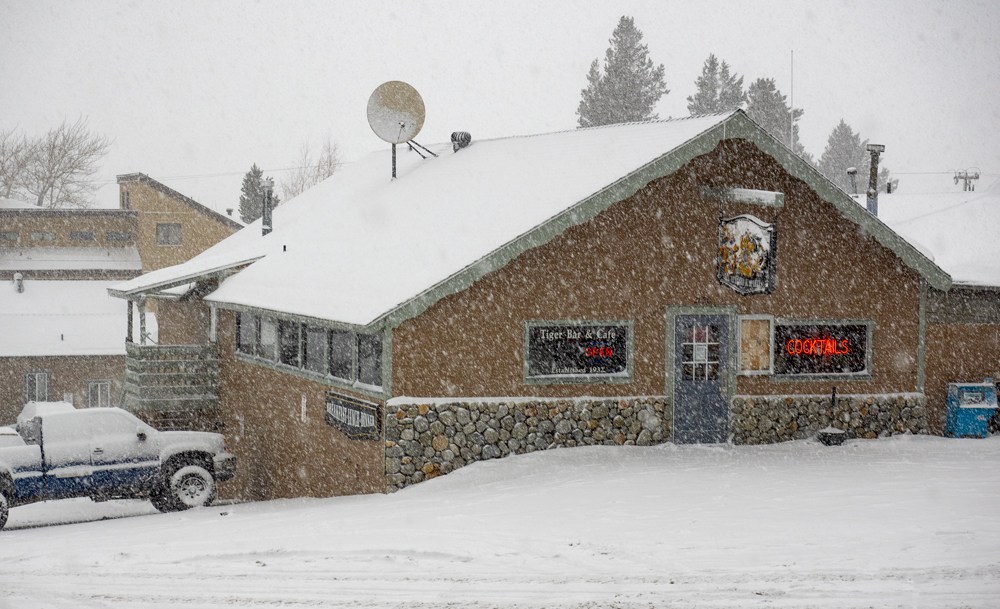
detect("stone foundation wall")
[731,393,929,445]
[384,397,670,491]
[384,393,930,491]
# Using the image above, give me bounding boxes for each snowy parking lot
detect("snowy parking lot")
[1,435,998,609]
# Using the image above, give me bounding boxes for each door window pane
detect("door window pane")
[681,324,719,381]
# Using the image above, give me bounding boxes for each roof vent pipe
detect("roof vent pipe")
[451,132,471,152]
[13,272,24,293]
[866,144,885,216]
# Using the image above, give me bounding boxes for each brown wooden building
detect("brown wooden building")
[0,176,241,424]
[109,111,998,502]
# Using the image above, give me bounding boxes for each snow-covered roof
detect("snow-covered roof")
[0,247,142,272]
[0,198,36,209]
[855,173,1000,287]
[111,110,949,327]
[0,279,154,357]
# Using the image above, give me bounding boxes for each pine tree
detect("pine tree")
[576,16,668,127]
[746,78,809,160]
[818,119,894,194]
[686,54,746,115]
[239,163,280,224]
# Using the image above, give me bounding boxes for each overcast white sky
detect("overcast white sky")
[3,0,998,212]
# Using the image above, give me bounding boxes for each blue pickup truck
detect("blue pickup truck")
[0,406,235,529]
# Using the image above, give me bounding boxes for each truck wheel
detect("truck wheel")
[168,464,217,510]
[0,488,9,530]
[150,490,178,513]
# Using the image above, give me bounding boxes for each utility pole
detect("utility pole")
[954,170,980,192]
[866,144,885,216]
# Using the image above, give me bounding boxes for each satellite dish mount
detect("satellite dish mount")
[367,81,428,179]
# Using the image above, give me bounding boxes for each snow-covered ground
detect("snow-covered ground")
[1,436,998,608]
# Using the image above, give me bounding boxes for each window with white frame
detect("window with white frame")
[88,381,112,407]
[24,371,49,403]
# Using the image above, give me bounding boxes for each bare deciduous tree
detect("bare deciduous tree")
[22,117,111,208]
[0,128,32,199]
[280,137,340,200]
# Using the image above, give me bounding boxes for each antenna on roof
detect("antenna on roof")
[367,81,427,179]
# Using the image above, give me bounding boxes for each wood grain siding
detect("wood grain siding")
[392,139,922,398]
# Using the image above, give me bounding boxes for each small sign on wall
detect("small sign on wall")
[717,214,776,295]
[325,392,380,440]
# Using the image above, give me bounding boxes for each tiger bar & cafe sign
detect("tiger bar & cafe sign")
[525,322,629,380]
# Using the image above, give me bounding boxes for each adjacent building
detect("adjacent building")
[108,110,999,502]
[0,175,241,423]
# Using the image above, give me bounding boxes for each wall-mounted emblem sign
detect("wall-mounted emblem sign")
[525,321,630,381]
[717,214,776,295]
[325,392,380,440]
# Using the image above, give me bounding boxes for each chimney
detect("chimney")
[226,208,234,217]
[260,177,274,236]
[451,132,472,152]
[13,272,24,293]
[866,144,885,216]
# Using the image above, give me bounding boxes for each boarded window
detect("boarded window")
[739,317,772,374]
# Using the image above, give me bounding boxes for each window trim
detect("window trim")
[523,319,634,385]
[737,314,775,376]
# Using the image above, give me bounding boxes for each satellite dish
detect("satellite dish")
[366,81,425,144]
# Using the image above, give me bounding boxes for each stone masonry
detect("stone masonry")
[384,397,669,491]
[385,393,929,491]
[731,393,929,445]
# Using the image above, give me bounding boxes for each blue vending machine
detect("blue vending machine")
[945,380,997,438]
